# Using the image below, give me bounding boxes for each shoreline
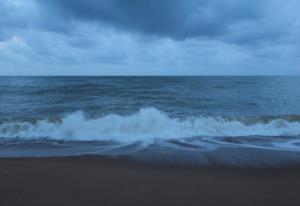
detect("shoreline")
[1,156,300,206]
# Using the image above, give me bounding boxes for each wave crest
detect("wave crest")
[1,108,300,142]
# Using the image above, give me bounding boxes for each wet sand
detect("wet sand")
[0,156,300,206]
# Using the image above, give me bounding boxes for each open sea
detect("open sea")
[1,76,300,166]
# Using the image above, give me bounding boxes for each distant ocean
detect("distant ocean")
[1,76,300,166]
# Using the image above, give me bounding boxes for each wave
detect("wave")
[1,108,300,142]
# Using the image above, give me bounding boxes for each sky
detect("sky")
[0,0,299,75]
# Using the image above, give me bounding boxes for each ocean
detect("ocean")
[1,76,300,166]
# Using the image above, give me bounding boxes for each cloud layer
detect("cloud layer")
[0,0,299,75]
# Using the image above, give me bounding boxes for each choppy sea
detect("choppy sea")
[1,76,300,166]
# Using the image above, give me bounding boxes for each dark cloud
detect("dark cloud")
[40,0,268,40]
[0,0,299,75]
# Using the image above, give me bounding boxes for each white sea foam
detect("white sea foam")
[0,108,300,142]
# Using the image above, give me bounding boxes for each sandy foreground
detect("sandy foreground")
[0,156,300,206]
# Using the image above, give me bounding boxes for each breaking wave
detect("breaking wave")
[1,108,300,142]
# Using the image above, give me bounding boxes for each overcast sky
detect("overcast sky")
[0,0,299,75]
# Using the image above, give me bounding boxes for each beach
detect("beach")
[1,156,300,206]
[1,77,300,205]
[1,0,299,203]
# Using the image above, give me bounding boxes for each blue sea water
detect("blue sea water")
[1,76,300,166]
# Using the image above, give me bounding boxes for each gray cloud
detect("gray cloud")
[0,0,299,75]
[40,0,268,40]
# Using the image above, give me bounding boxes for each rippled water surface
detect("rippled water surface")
[1,76,300,166]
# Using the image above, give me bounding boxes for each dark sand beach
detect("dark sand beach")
[1,156,300,206]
